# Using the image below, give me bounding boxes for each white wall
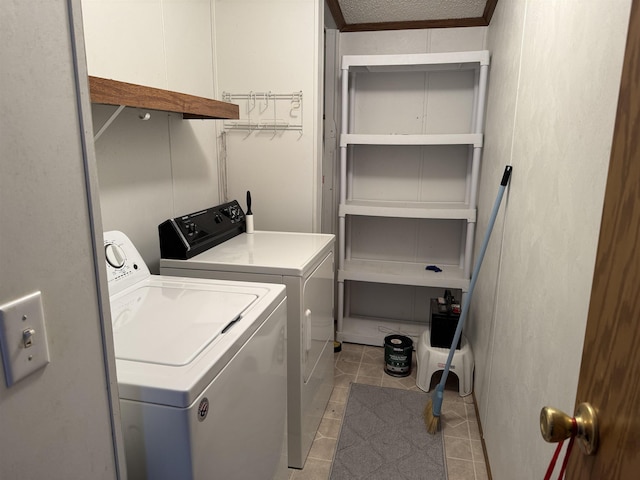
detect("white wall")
[82,0,325,267]
[0,0,123,477]
[333,9,631,476]
[339,27,487,55]
[213,0,323,233]
[82,0,222,272]
[472,1,632,478]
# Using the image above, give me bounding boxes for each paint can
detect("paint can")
[384,334,413,377]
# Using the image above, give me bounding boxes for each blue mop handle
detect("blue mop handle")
[436,165,512,391]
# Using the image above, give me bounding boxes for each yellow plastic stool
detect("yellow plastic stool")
[416,327,474,397]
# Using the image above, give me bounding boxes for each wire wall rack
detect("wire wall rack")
[222,91,303,135]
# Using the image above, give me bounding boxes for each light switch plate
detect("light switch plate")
[0,291,50,386]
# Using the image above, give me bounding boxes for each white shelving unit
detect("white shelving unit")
[336,50,490,346]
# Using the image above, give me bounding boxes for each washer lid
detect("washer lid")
[110,283,256,366]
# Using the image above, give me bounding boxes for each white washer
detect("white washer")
[104,231,288,480]
[160,230,335,469]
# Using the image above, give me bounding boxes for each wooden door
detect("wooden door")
[567,0,640,477]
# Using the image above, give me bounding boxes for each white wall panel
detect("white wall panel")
[423,70,476,134]
[351,145,423,201]
[1,0,121,477]
[429,26,488,53]
[168,117,220,218]
[476,1,632,478]
[163,0,215,97]
[82,0,167,87]
[92,105,174,273]
[214,0,322,232]
[349,217,463,266]
[351,145,469,203]
[82,0,221,272]
[340,29,431,55]
[347,282,449,323]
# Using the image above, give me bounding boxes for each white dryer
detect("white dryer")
[104,231,288,480]
[158,204,334,469]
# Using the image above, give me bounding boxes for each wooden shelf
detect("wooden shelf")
[88,76,239,120]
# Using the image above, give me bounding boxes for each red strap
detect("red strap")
[544,440,565,480]
[544,418,577,480]
[557,419,578,479]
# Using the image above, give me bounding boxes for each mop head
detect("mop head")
[424,387,444,434]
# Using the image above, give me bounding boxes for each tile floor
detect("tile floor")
[288,342,489,480]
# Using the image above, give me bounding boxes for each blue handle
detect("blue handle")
[435,165,512,402]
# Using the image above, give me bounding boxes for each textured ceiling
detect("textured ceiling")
[339,0,486,24]
[326,0,497,32]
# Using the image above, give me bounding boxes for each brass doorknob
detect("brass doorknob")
[540,402,598,455]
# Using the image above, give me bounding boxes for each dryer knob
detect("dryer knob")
[105,243,126,269]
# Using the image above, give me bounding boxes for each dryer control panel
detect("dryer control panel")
[158,200,246,260]
[104,230,151,296]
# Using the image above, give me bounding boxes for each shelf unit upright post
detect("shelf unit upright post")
[336,50,490,347]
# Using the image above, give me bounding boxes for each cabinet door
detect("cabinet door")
[302,252,334,383]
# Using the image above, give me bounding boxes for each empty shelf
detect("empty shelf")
[336,315,428,346]
[339,200,476,221]
[340,133,483,147]
[339,259,470,291]
[342,50,490,72]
